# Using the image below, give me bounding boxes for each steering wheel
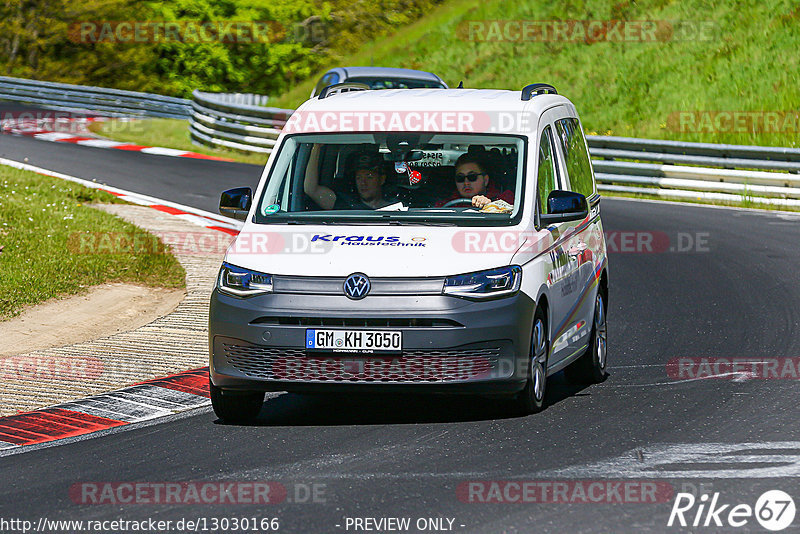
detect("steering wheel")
[442,198,474,208]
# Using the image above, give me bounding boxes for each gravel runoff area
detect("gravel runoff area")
[0,204,227,416]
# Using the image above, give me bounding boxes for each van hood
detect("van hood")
[223,223,528,277]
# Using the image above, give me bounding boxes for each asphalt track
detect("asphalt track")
[0,123,264,212]
[2,120,800,532]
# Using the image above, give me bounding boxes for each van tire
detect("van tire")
[210,381,264,424]
[564,289,608,384]
[510,308,549,415]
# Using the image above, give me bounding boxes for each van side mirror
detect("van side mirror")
[219,187,252,221]
[538,190,588,226]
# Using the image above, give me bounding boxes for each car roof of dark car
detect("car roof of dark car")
[335,66,444,83]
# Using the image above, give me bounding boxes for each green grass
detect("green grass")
[89,119,270,166]
[0,166,186,320]
[270,0,485,109]
[272,0,800,149]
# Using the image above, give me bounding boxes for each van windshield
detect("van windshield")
[254,133,525,226]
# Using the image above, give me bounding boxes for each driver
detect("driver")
[304,145,392,210]
[435,153,514,208]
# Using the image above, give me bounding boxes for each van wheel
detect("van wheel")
[564,290,608,384]
[510,308,549,415]
[210,381,264,424]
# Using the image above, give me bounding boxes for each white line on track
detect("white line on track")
[539,441,800,479]
[605,372,754,387]
[139,147,190,156]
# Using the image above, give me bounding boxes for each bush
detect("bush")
[0,0,443,98]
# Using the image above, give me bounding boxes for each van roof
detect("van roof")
[292,88,574,134]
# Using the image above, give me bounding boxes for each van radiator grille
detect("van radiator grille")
[250,317,463,328]
[221,343,501,383]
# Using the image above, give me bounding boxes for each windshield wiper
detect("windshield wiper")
[387,220,456,226]
[280,218,455,226]
[262,213,459,226]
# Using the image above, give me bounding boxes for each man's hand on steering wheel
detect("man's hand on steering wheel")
[471,195,492,208]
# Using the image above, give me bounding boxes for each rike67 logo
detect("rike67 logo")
[668,490,796,531]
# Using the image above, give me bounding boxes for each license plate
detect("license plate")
[305,329,402,353]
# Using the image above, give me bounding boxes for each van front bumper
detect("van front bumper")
[209,289,536,395]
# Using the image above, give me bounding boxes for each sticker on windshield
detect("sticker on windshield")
[262,204,280,215]
[409,151,446,167]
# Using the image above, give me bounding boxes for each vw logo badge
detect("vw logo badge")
[343,273,370,300]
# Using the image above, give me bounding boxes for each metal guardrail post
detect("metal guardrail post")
[188,90,292,154]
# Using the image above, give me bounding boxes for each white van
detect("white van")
[209,83,609,422]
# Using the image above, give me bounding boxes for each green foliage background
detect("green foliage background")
[0,0,444,98]
[272,0,800,147]
[3,0,799,146]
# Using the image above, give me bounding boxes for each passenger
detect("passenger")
[434,153,514,208]
[304,146,391,210]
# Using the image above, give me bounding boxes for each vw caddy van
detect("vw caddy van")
[210,83,609,422]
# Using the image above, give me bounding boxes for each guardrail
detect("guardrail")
[3,76,799,208]
[188,90,292,153]
[587,136,800,208]
[186,94,800,208]
[202,92,271,106]
[0,76,191,119]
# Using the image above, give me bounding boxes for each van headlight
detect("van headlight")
[443,266,522,299]
[217,263,273,297]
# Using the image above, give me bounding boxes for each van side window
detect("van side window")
[537,126,557,214]
[555,118,595,198]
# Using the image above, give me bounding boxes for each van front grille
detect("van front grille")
[221,342,501,383]
[249,317,463,328]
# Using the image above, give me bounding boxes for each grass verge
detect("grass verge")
[270,0,484,109]
[88,119,269,166]
[272,0,799,149]
[0,165,186,320]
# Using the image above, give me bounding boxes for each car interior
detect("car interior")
[301,143,519,211]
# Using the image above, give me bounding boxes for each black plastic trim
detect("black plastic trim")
[521,83,558,101]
